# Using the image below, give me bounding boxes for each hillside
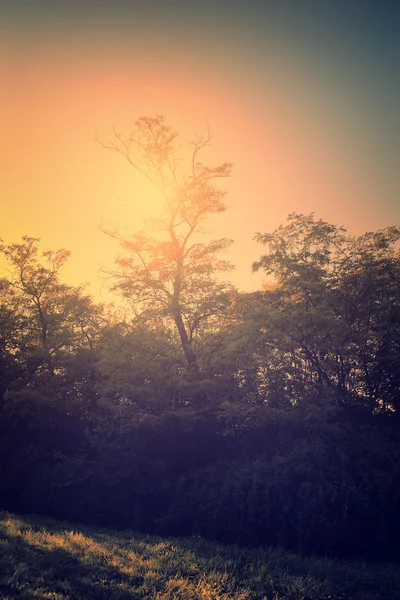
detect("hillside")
[0,512,399,600]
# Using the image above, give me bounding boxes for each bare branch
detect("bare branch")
[99,116,233,369]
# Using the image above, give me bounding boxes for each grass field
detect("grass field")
[0,512,399,599]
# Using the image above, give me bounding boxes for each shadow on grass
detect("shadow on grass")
[1,512,400,600]
[0,522,141,599]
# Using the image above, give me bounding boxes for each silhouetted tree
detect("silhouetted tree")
[0,237,102,381]
[98,115,234,370]
[251,213,400,413]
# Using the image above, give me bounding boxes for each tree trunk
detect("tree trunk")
[37,301,55,376]
[170,257,199,371]
[173,311,198,371]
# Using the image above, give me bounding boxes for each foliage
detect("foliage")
[1,148,400,564]
[99,115,235,369]
[0,237,103,381]
[250,213,400,412]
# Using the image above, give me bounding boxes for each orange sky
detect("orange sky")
[1,4,399,300]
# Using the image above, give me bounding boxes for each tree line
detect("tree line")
[1,116,399,561]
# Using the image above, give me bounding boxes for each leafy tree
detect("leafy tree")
[0,278,26,399]
[251,213,400,413]
[94,320,183,410]
[0,238,109,514]
[0,236,102,381]
[2,214,400,561]
[99,115,234,370]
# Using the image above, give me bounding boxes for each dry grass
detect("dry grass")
[0,512,399,599]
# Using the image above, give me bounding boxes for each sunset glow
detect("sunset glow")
[2,1,399,298]
[2,3,400,581]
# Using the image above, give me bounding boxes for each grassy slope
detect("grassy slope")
[0,512,399,600]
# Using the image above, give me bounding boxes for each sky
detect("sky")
[1,0,400,300]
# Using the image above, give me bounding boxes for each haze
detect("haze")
[1,0,399,299]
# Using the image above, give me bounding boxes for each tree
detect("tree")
[0,279,23,400]
[0,237,101,381]
[251,213,400,413]
[98,115,234,370]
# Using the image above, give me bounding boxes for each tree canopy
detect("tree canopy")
[1,119,400,562]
